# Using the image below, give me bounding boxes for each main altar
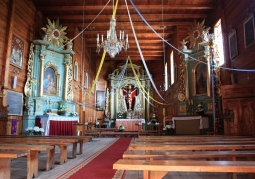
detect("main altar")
[108,63,152,123]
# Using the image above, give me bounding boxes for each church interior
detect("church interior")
[1,0,255,178]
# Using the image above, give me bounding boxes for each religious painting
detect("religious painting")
[244,13,255,48]
[228,29,238,59]
[192,60,210,96]
[10,34,24,69]
[96,90,105,110]
[43,67,58,95]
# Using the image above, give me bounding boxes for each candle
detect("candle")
[101,34,103,42]
[126,34,128,42]
[34,90,36,97]
[191,99,193,105]
[97,34,99,43]
[120,30,121,40]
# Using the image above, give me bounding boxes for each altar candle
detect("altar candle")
[34,90,36,97]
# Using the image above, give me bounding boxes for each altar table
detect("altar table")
[36,115,79,136]
[172,116,208,135]
[116,119,145,131]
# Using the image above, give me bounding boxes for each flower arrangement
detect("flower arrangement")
[163,125,172,131]
[70,111,78,117]
[118,124,125,131]
[58,103,67,115]
[196,103,204,114]
[94,121,100,128]
[26,126,44,135]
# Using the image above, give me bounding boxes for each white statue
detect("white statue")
[180,39,188,50]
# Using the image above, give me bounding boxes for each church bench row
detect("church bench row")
[0,135,93,156]
[123,150,255,160]
[138,135,254,140]
[0,143,54,179]
[115,136,255,178]
[138,130,162,137]
[128,143,255,151]
[0,139,68,165]
[0,150,30,179]
[113,159,255,179]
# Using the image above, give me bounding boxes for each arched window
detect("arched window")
[214,19,225,66]
[170,51,174,85]
[165,62,168,91]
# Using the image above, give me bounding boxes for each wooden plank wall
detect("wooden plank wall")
[0,0,97,131]
[207,0,255,85]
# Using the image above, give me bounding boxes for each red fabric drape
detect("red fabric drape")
[49,120,78,135]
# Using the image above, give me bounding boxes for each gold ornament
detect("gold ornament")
[185,19,210,50]
[41,18,69,48]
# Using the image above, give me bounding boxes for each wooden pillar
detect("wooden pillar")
[3,0,15,88]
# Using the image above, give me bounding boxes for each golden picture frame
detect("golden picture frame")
[43,61,60,96]
[192,58,211,97]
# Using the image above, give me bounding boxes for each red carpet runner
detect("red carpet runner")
[57,138,132,179]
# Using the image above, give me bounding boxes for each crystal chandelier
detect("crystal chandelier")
[96,16,129,58]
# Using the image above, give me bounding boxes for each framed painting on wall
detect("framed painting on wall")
[244,13,255,48]
[228,29,238,59]
[43,67,58,96]
[96,90,105,111]
[10,34,24,69]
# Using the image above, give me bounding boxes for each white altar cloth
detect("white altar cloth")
[38,115,79,136]
[172,116,208,129]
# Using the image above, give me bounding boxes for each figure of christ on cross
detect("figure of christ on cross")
[122,85,137,110]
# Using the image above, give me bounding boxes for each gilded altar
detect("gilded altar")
[108,63,152,121]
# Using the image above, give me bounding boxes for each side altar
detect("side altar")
[22,19,77,134]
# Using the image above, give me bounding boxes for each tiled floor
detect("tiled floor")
[10,137,250,179]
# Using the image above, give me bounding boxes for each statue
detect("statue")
[180,39,188,50]
[122,85,137,110]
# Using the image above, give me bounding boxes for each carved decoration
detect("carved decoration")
[178,55,185,101]
[67,61,73,100]
[24,43,36,97]
[41,18,69,48]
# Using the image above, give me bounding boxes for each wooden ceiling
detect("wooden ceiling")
[32,0,216,61]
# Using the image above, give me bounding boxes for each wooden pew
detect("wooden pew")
[113,159,255,179]
[0,144,54,179]
[0,151,30,179]
[123,150,255,160]
[0,139,68,165]
[0,136,79,158]
[128,143,255,151]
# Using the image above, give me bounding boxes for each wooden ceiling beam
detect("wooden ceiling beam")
[36,5,214,11]
[46,14,207,21]
[64,21,193,27]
